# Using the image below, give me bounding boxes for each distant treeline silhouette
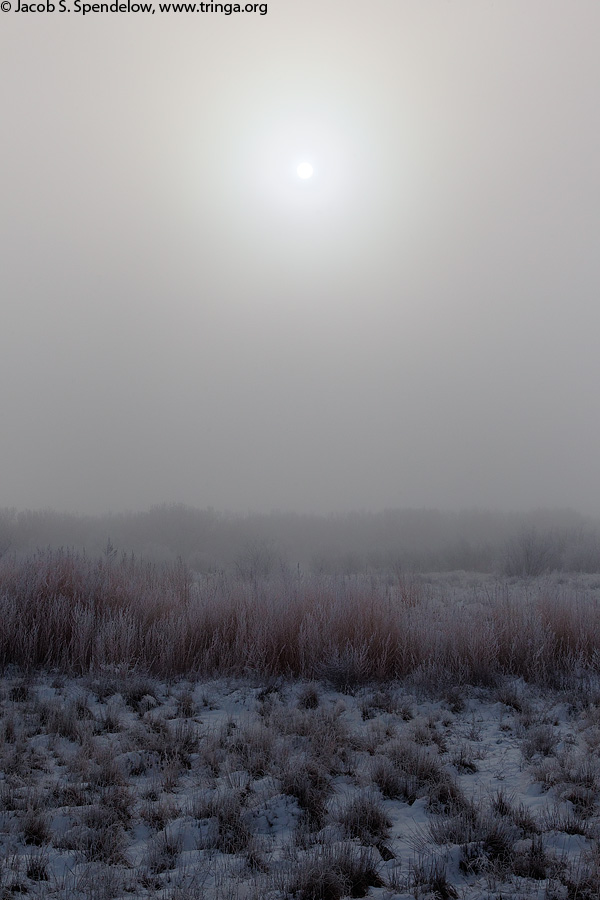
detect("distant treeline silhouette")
[1,504,600,576]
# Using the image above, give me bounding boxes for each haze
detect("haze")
[1,1,599,516]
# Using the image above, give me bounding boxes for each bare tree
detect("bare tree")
[503,528,563,577]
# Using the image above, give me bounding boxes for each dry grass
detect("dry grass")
[280,757,332,829]
[335,791,392,845]
[2,550,600,691]
[285,843,384,900]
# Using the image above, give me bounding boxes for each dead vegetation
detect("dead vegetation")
[2,551,600,691]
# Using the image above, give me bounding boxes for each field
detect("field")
[1,554,600,898]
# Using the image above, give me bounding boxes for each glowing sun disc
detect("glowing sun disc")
[297,162,314,179]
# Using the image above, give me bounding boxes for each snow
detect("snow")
[0,670,598,898]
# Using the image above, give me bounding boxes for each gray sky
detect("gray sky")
[2,1,599,515]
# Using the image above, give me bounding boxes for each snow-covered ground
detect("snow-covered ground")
[1,667,599,899]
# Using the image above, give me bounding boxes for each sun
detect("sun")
[296,162,314,179]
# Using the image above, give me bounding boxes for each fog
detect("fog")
[2,1,599,516]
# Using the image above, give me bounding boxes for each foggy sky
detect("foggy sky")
[2,1,599,516]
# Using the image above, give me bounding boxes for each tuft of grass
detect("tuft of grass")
[176,690,196,718]
[21,806,51,846]
[36,698,88,743]
[141,796,179,831]
[427,777,472,817]
[512,835,549,880]
[9,679,32,703]
[280,758,332,829]
[89,749,126,788]
[386,739,445,789]
[481,816,518,865]
[371,756,417,803]
[336,792,391,846]
[541,803,591,837]
[25,848,49,881]
[228,721,274,777]
[451,742,478,773]
[98,784,135,827]
[561,859,600,900]
[298,683,320,710]
[522,724,559,760]
[193,788,253,855]
[121,676,158,710]
[409,857,458,899]
[81,822,129,865]
[97,701,122,733]
[286,843,383,900]
[564,785,596,818]
[490,787,515,818]
[143,827,181,874]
